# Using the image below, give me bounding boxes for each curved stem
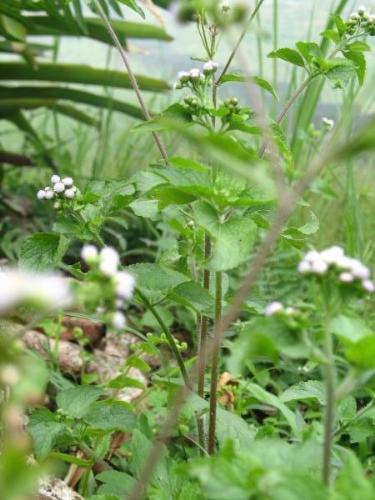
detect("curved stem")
[136,289,191,389]
[207,271,222,455]
[91,0,169,165]
[276,73,317,124]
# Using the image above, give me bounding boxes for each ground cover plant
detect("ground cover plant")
[2,0,375,499]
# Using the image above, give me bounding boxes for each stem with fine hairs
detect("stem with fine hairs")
[207,270,222,455]
[91,0,169,165]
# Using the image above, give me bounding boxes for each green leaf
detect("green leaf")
[330,315,372,343]
[0,15,26,41]
[193,201,257,271]
[85,401,136,431]
[247,383,300,436]
[19,233,69,271]
[0,62,169,92]
[116,0,145,18]
[128,263,189,293]
[169,281,214,314]
[107,375,145,390]
[56,385,102,418]
[97,470,135,496]
[324,59,356,88]
[345,336,375,370]
[268,48,305,67]
[296,41,321,63]
[216,409,256,451]
[281,381,325,405]
[220,73,277,99]
[28,408,65,459]
[343,49,366,86]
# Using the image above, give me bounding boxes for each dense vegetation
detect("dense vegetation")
[2,1,375,499]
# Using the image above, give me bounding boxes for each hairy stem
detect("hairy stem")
[207,271,222,454]
[216,0,266,85]
[136,289,191,389]
[197,234,211,451]
[91,0,169,165]
[322,311,336,486]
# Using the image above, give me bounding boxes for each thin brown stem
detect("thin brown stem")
[216,0,266,85]
[92,0,169,165]
[207,270,222,455]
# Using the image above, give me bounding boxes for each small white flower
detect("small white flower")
[81,244,99,264]
[304,250,321,263]
[264,301,284,316]
[99,260,118,278]
[336,255,354,271]
[37,190,46,200]
[62,177,74,187]
[190,68,201,79]
[112,311,126,329]
[350,260,370,280]
[350,12,360,20]
[64,188,75,199]
[311,259,328,275]
[100,247,120,267]
[298,260,311,274]
[178,71,190,81]
[286,307,296,316]
[320,246,344,264]
[115,298,124,309]
[362,280,375,293]
[322,117,335,130]
[51,174,60,184]
[53,182,65,193]
[114,271,135,300]
[45,190,54,200]
[339,272,354,283]
[203,60,219,74]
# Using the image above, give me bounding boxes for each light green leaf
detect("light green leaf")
[19,233,69,271]
[268,48,305,67]
[56,385,102,418]
[85,401,136,431]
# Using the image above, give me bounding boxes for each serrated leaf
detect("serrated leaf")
[19,233,69,271]
[128,263,189,293]
[57,385,102,418]
[281,381,325,405]
[85,400,136,431]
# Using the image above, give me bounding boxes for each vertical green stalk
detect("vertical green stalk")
[197,235,211,452]
[272,0,278,116]
[321,290,336,486]
[208,271,222,455]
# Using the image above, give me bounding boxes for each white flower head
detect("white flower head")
[304,250,321,263]
[220,1,231,13]
[81,244,99,265]
[112,311,126,329]
[320,246,344,265]
[37,190,46,200]
[362,280,375,293]
[339,272,354,283]
[350,260,370,280]
[0,269,72,313]
[51,174,60,184]
[62,177,74,187]
[203,60,219,74]
[178,71,190,82]
[298,260,312,274]
[100,247,120,267]
[45,190,54,200]
[264,301,284,316]
[64,188,75,199]
[189,68,201,79]
[311,259,329,275]
[114,271,135,300]
[322,117,335,130]
[53,182,65,193]
[99,259,118,278]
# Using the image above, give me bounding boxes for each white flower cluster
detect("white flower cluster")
[37,174,78,201]
[174,61,219,89]
[322,117,334,130]
[0,269,72,313]
[80,245,135,330]
[264,301,295,317]
[298,246,375,292]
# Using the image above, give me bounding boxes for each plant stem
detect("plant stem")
[136,289,191,389]
[91,0,169,165]
[207,270,222,455]
[216,0,266,85]
[197,234,211,452]
[322,317,336,486]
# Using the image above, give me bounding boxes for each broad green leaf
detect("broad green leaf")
[268,48,305,68]
[193,201,257,271]
[216,409,256,451]
[97,470,135,496]
[128,263,189,293]
[19,233,69,271]
[85,401,136,431]
[220,73,277,98]
[116,0,145,18]
[168,281,214,314]
[345,336,375,370]
[324,58,356,88]
[330,315,372,343]
[56,385,102,418]
[281,381,325,405]
[28,408,65,459]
